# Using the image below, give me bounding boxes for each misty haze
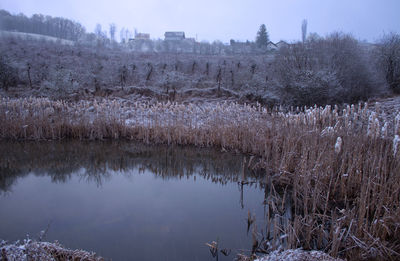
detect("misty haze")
[0,1,400,260]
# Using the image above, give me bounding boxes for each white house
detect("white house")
[164,32,185,41]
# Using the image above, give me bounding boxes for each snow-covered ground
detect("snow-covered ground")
[0,239,103,261]
[254,249,344,261]
[0,30,74,45]
[1,241,345,261]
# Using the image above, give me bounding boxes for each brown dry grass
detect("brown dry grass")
[1,97,399,260]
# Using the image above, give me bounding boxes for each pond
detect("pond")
[0,141,273,260]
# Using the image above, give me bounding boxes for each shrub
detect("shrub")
[274,33,382,106]
[375,33,400,93]
[0,54,18,91]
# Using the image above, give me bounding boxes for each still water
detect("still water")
[0,141,269,260]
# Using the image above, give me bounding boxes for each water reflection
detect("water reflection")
[0,141,264,193]
[0,141,279,261]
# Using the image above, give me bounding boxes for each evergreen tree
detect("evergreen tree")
[256,24,269,48]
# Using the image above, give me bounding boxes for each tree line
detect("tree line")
[0,9,86,41]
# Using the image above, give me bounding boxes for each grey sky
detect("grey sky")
[1,0,399,43]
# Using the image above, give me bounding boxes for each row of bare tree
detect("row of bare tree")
[0,9,86,41]
[0,31,399,105]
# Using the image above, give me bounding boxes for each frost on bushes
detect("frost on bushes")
[241,73,278,104]
[163,71,187,90]
[278,69,342,106]
[375,33,400,94]
[274,33,381,106]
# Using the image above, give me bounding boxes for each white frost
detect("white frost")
[255,249,344,261]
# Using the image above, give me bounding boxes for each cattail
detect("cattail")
[395,113,400,136]
[335,137,342,154]
[321,126,334,137]
[381,122,388,138]
[394,135,400,156]
[367,112,380,138]
[375,102,381,113]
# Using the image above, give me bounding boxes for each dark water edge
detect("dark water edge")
[0,141,271,261]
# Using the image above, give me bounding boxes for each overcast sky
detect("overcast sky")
[1,0,399,43]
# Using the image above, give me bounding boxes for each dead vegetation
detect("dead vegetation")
[1,97,400,260]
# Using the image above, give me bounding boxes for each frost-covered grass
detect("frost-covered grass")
[0,238,103,261]
[0,30,74,45]
[251,249,344,261]
[1,97,400,260]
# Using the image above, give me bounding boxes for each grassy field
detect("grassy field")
[1,96,399,260]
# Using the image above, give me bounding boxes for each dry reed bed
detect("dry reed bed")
[1,97,400,260]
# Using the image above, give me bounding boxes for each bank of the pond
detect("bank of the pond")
[1,97,400,260]
[0,239,103,261]
[2,240,344,261]
[1,241,344,261]
[253,249,344,261]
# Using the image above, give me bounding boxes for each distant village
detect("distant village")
[127,31,288,55]
[0,9,288,55]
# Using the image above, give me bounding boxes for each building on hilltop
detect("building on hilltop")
[128,32,150,42]
[229,39,253,54]
[266,41,278,51]
[164,32,185,41]
[185,37,195,42]
[275,40,289,49]
[135,33,150,40]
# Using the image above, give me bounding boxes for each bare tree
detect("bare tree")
[125,29,132,42]
[119,27,126,43]
[301,19,307,43]
[94,24,103,38]
[109,23,116,42]
[119,27,132,43]
[376,33,400,93]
